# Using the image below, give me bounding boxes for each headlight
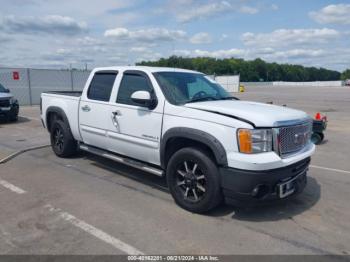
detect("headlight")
[9,97,17,104]
[237,129,273,154]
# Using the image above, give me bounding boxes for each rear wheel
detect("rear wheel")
[50,120,77,157]
[166,147,223,213]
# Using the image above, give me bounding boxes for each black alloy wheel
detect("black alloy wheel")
[175,160,207,203]
[166,147,223,213]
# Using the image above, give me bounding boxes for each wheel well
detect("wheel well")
[163,137,217,168]
[46,111,64,132]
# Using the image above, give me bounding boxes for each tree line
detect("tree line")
[137,56,349,82]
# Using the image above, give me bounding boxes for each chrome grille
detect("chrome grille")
[276,121,312,157]
[0,99,10,108]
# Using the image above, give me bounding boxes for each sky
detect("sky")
[0,0,349,71]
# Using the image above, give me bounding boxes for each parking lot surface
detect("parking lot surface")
[0,85,350,255]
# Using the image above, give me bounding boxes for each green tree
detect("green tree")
[137,56,341,82]
[341,69,350,80]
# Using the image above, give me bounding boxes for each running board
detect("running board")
[79,144,164,177]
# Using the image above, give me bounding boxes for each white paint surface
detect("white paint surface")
[0,179,26,194]
[45,205,144,255]
[310,165,350,174]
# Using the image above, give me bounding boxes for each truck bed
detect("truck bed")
[41,91,82,141]
[43,91,82,97]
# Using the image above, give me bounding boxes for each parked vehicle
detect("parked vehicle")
[312,113,327,145]
[41,66,315,213]
[0,83,19,122]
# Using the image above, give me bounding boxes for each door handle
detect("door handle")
[112,110,122,116]
[111,111,120,132]
[81,105,91,112]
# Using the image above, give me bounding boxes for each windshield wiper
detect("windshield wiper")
[187,97,218,103]
[187,96,239,104]
[218,96,239,100]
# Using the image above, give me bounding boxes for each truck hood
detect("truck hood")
[0,93,13,99]
[185,100,309,127]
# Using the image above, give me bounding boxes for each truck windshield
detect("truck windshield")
[0,83,7,93]
[153,72,235,105]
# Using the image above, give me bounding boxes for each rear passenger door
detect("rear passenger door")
[79,71,118,149]
[106,71,163,165]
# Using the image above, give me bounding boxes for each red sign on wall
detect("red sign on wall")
[13,71,20,80]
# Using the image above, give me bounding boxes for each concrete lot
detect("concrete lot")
[0,85,350,255]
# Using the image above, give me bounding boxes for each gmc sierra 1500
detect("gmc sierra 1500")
[41,66,315,213]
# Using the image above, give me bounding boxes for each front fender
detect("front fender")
[160,127,228,168]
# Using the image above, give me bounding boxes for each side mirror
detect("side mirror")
[4,89,10,93]
[131,90,156,109]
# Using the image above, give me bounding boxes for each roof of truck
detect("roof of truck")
[93,66,201,74]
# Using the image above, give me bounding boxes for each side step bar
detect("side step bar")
[79,144,164,177]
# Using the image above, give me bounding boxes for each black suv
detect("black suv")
[0,83,19,122]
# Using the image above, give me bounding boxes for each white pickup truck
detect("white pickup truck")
[41,66,315,213]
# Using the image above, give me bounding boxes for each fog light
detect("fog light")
[251,184,270,199]
[252,186,259,197]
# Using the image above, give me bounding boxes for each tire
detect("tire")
[50,120,77,157]
[311,132,324,145]
[9,114,18,122]
[166,147,223,213]
[318,132,324,143]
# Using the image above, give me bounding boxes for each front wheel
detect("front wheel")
[166,147,223,213]
[8,114,18,122]
[50,120,77,157]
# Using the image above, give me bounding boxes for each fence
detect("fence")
[214,75,240,92]
[242,81,345,87]
[1,68,242,106]
[271,81,344,87]
[3,67,345,106]
[0,67,91,105]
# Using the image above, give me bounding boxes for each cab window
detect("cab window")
[116,73,153,106]
[87,72,118,102]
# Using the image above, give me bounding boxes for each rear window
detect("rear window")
[87,72,118,102]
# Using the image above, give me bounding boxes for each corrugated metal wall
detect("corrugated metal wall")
[1,68,242,105]
[0,68,91,105]
[2,67,346,106]
[214,75,240,92]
